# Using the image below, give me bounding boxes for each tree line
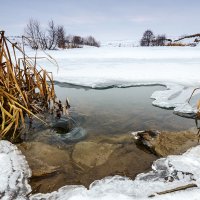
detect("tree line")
[24,19,100,50]
[140,30,171,46]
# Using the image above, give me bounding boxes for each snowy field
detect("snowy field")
[22,45,200,115]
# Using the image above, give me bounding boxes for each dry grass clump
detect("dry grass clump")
[0,31,55,141]
[166,42,187,46]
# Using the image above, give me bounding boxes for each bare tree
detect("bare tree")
[47,20,58,50]
[24,19,100,49]
[84,36,100,47]
[57,25,66,49]
[140,30,155,46]
[24,19,59,50]
[65,35,73,48]
[72,36,82,47]
[24,19,44,49]
[157,35,166,46]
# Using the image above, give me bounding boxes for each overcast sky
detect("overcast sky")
[1,0,200,42]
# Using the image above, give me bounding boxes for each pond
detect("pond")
[55,83,195,136]
[26,83,197,193]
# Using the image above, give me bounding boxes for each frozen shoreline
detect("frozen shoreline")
[18,46,200,116]
[1,139,200,200]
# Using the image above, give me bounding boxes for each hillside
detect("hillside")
[173,34,200,46]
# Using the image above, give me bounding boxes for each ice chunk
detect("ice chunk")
[0,140,31,200]
[151,83,200,115]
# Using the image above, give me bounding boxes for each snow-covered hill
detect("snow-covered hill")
[173,34,200,46]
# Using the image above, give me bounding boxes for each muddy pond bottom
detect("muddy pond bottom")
[55,83,195,135]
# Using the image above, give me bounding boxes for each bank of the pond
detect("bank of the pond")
[17,128,199,194]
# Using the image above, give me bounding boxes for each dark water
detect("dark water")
[55,84,195,136]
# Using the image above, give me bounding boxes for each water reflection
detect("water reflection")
[55,84,195,135]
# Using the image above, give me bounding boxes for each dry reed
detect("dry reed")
[0,31,56,141]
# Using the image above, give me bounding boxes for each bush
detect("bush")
[24,19,66,50]
[140,30,167,46]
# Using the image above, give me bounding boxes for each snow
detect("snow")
[174,36,200,45]
[22,46,200,86]
[0,140,31,200]
[102,40,136,47]
[19,45,200,115]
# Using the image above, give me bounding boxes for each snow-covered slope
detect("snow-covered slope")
[174,34,200,46]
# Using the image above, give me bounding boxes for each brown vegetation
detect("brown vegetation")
[0,31,55,141]
[166,42,187,46]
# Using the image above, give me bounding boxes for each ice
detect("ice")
[151,84,200,114]
[0,140,31,200]
[21,46,200,87]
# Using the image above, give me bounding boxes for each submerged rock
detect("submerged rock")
[22,113,87,144]
[72,141,118,168]
[18,142,71,177]
[31,145,200,200]
[133,129,199,156]
[17,141,72,193]
[17,134,157,194]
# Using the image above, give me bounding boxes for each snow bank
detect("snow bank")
[0,140,31,200]
[30,145,200,200]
